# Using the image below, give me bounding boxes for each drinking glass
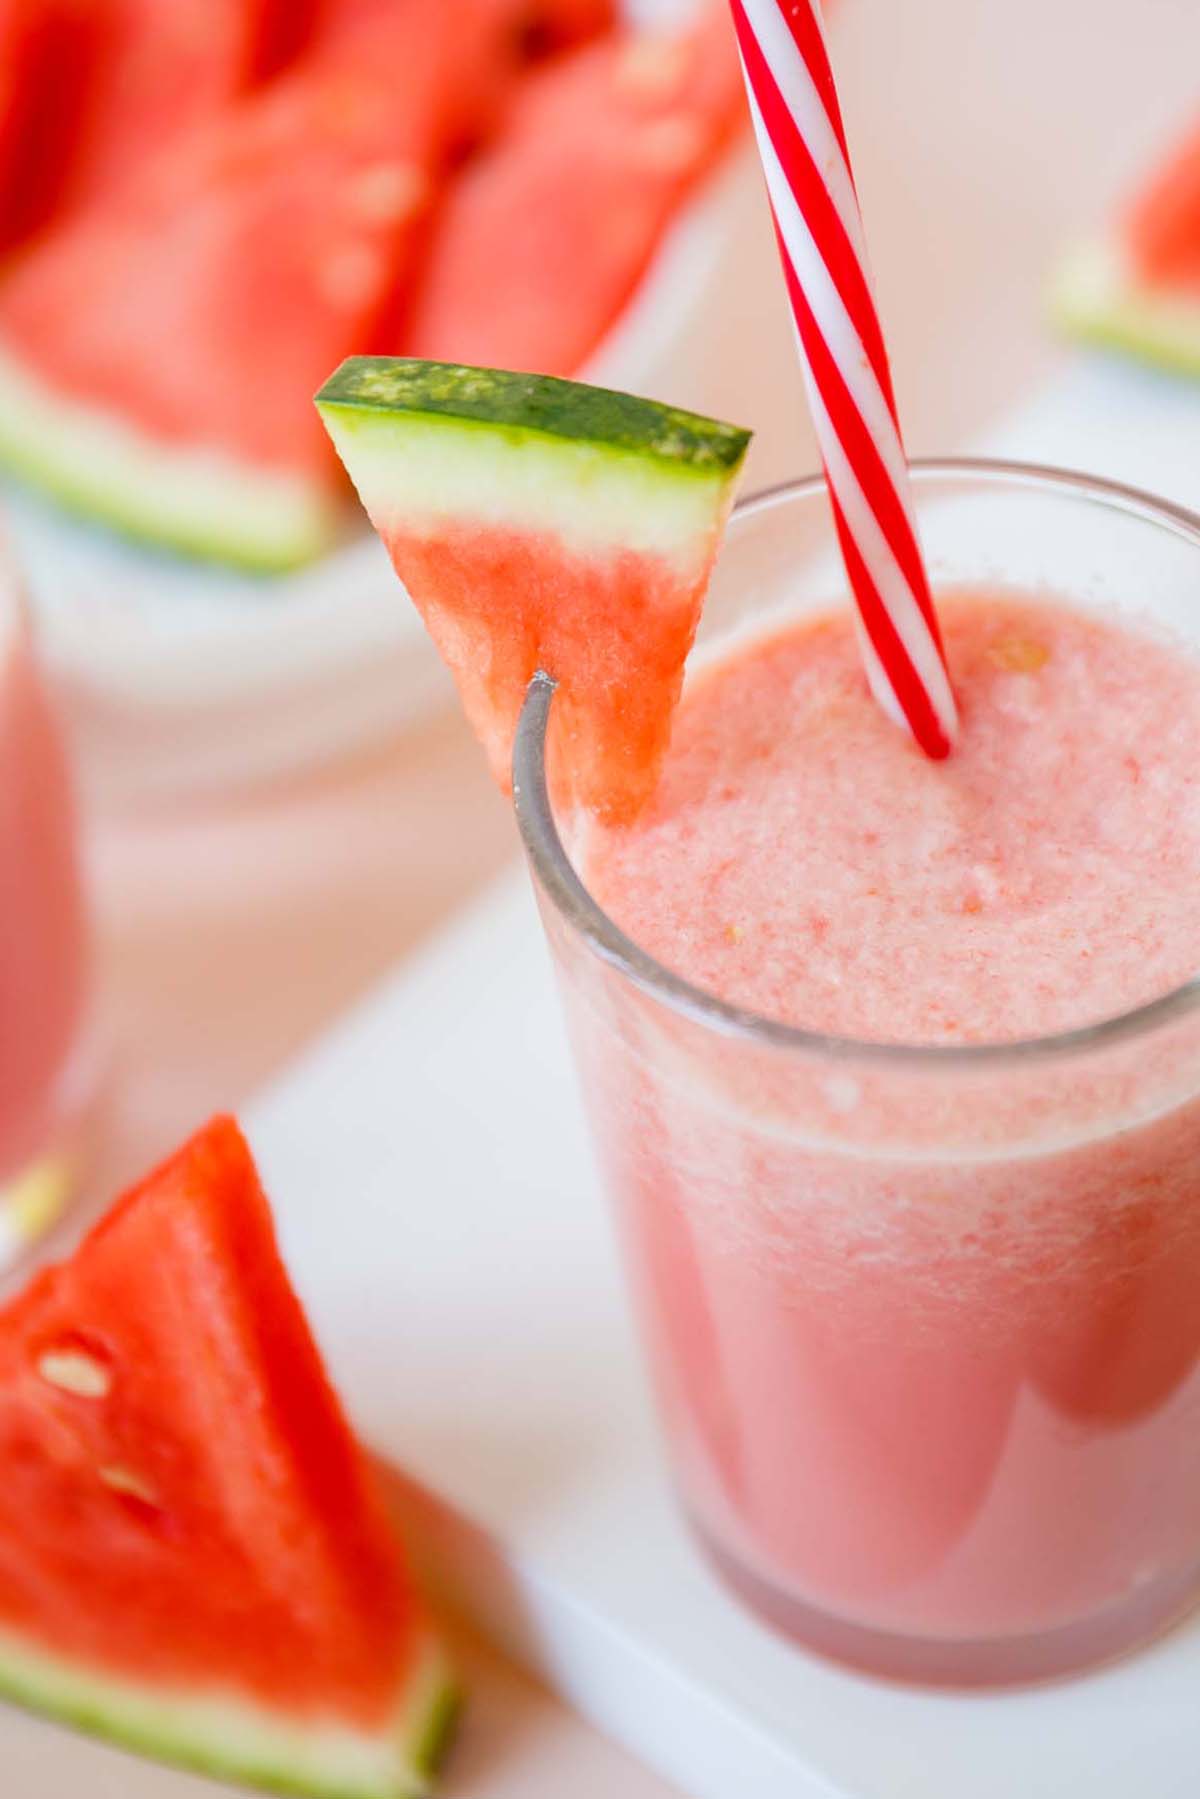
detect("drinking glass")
[514,461,1200,1685]
[0,559,93,1274]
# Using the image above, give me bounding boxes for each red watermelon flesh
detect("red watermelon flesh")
[538,0,617,43]
[57,0,313,218]
[0,1117,413,1713]
[316,359,751,821]
[381,520,720,817]
[0,0,106,254]
[404,2,747,376]
[0,8,466,492]
[249,0,322,83]
[312,0,601,161]
[510,0,617,55]
[1125,114,1200,289]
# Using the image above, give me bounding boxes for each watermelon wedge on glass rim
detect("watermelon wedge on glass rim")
[315,357,750,820]
[1052,112,1200,378]
[0,1116,456,1798]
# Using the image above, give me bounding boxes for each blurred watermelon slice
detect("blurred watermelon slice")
[0,0,105,253]
[406,2,746,377]
[0,4,503,567]
[0,0,616,566]
[1053,113,1200,379]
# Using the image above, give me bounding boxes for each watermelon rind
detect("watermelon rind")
[315,357,751,560]
[1051,236,1200,381]
[0,343,342,570]
[0,1621,458,1798]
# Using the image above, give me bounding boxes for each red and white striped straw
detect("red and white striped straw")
[727,0,958,758]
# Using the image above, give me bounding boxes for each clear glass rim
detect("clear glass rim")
[513,456,1200,1071]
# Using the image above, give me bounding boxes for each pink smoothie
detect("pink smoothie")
[0,599,88,1186]
[575,590,1200,1654]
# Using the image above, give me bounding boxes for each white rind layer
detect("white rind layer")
[1051,237,1200,381]
[0,343,341,571]
[0,1623,457,1799]
[319,406,740,570]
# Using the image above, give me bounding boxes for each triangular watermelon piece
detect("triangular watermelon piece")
[316,357,750,820]
[0,1117,455,1797]
[1052,113,1200,379]
[405,3,746,377]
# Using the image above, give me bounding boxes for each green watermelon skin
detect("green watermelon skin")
[317,356,749,819]
[0,1116,457,1798]
[0,345,343,571]
[1051,237,1200,382]
[0,1627,458,1799]
[318,356,752,469]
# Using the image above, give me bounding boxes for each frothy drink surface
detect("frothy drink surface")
[588,592,1200,1041]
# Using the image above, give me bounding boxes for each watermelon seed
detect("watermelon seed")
[615,39,688,103]
[636,116,706,175]
[320,244,386,310]
[37,1349,111,1399]
[988,637,1050,673]
[99,1465,158,1506]
[350,162,429,226]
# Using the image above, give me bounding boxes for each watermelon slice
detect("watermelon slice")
[0,7,466,567]
[0,1116,456,1797]
[315,357,750,819]
[404,3,746,377]
[1052,113,1200,378]
[0,0,595,566]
